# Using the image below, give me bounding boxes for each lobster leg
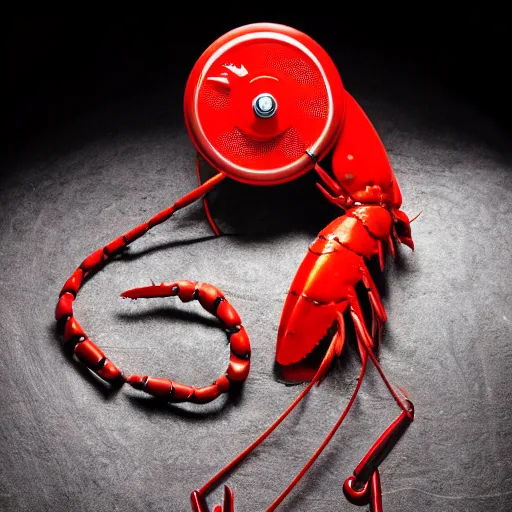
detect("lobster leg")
[55,173,226,385]
[195,153,223,237]
[266,321,368,511]
[361,267,387,326]
[361,267,387,349]
[369,470,384,512]
[191,269,412,509]
[343,469,384,511]
[314,163,354,209]
[120,280,251,404]
[349,295,412,413]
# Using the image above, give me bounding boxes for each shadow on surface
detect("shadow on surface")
[126,380,246,420]
[116,306,221,329]
[185,169,342,240]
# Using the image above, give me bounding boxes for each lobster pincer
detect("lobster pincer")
[191,485,235,512]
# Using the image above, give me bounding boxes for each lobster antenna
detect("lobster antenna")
[266,350,369,511]
[409,210,422,223]
[196,324,345,499]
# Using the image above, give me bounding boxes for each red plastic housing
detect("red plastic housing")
[184,22,346,186]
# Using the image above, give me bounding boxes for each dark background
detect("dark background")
[3,13,510,157]
[2,12,511,512]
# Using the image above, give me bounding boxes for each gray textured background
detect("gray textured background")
[2,28,512,512]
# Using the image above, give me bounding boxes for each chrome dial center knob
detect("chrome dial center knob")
[253,93,277,118]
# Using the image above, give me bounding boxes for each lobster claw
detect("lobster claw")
[190,486,235,512]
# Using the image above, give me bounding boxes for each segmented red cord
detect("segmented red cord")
[196,153,222,237]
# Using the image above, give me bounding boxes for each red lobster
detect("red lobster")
[185,24,417,512]
[189,91,416,512]
[54,22,417,512]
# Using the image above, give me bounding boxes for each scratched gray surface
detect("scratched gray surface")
[1,52,511,512]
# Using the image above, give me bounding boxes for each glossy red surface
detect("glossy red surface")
[331,92,403,208]
[74,338,104,366]
[343,475,370,506]
[62,316,86,343]
[96,359,122,381]
[59,267,83,296]
[184,23,345,185]
[273,70,415,381]
[186,20,415,506]
[343,468,383,511]
[353,401,414,483]
[370,470,383,512]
